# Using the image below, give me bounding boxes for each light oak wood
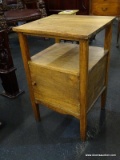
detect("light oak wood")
[55,38,60,43]
[79,40,88,141]
[28,43,108,119]
[18,33,40,121]
[13,15,114,40]
[101,23,112,109]
[13,15,115,141]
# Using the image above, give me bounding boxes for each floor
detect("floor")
[0,20,120,160]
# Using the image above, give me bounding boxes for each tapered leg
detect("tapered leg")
[101,90,107,109]
[101,23,112,110]
[32,103,40,121]
[80,115,87,141]
[79,40,89,141]
[55,38,60,43]
[116,19,120,47]
[18,33,41,121]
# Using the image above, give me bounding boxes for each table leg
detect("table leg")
[55,38,60,43]
[116,19,120,48]
[18,32,40,121]
[79,39,89,141]
[101,23,112,109]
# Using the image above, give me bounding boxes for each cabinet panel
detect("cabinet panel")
[91,3,120,16]
[90,0,120,16]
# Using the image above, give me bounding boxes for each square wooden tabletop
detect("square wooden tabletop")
[13,15,115,39]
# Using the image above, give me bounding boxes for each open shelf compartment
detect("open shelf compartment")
[28,43,108,119]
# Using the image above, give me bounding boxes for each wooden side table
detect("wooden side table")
[13,15,115,141]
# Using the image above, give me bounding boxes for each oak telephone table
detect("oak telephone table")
[13,15,115,141]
